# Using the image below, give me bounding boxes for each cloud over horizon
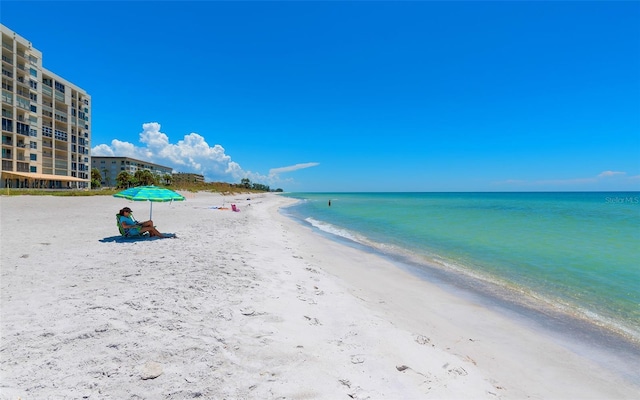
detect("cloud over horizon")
[91,122,318,187]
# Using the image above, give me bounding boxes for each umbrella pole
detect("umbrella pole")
[150,202,153,221]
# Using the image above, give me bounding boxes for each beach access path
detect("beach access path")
[1,192,638,399]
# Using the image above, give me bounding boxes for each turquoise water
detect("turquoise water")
[282,192,640,341]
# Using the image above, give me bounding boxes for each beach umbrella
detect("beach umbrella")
[113,185,185,220]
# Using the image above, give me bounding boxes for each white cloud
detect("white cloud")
[91,122,316,187]
[269,162,320,176]
[597,170,626,178]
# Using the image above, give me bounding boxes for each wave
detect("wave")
[302,215,640,344]
[304,217,360,242]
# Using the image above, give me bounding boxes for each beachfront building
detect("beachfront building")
[92,156,173,187]
[1,24,91,189]
[172,172,205,184]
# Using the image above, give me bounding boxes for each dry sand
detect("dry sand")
[1,192,638,399]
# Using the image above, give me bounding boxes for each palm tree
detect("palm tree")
[102,168,111,187]
[116,171,133,188]
[91,168,102,189]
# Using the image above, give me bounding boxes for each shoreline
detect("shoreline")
[1,192,639,398]
[277,195,640,391]
[282,195,640,357]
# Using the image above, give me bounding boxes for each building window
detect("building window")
[2,118,12,132]
[29,68,37,78]
[30,141,37,149]
[29,80,37,89]
[30,166,37,173]
[16,122,29,135]
[30,153,37,161]
[16,97,30,110]
[30,105,37,113]
[1,90,13,105]
[55,82,65,93]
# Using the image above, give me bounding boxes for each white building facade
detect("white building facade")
[92,156,173,187]
[1,24,91,189]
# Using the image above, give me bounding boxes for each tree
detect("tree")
[240,178,251,189]
[116,171,133,188]
[162,173,173,186]
[251,182,270,192]
[91,168,102,188]
[102,168,111,187]
[134,169,157,186]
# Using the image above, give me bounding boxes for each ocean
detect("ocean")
[281,192,640,347]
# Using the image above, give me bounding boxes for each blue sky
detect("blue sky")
[3,1,639,192]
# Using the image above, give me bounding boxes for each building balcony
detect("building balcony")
[1,82,13,92]
[16,78,29,87]
[17,162,30,172]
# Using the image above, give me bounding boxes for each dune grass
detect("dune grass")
[1,182,268,197]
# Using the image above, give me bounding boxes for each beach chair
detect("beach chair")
[116,214,149,238]
[231,204,239,212]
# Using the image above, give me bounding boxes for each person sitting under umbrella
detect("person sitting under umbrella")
[118,207,172,238]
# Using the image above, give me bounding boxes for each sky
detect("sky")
[2,1,639,192]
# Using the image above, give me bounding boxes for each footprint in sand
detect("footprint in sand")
[350,355,365,364]
[303,315,321,325]
[240,307,255,316]
[415,334,433,346]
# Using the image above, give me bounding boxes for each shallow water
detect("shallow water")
[282,192,640,343]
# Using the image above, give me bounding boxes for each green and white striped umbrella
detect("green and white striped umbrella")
[114,185,185,219]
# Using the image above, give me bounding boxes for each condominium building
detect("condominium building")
[1,24,91,189]
[172,172,205,184]
[92,156,173,187]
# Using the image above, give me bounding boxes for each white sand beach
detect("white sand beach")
[1,192,638,399]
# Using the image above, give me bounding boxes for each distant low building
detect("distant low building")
[92,156,172,187]
[173,172,204,184]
